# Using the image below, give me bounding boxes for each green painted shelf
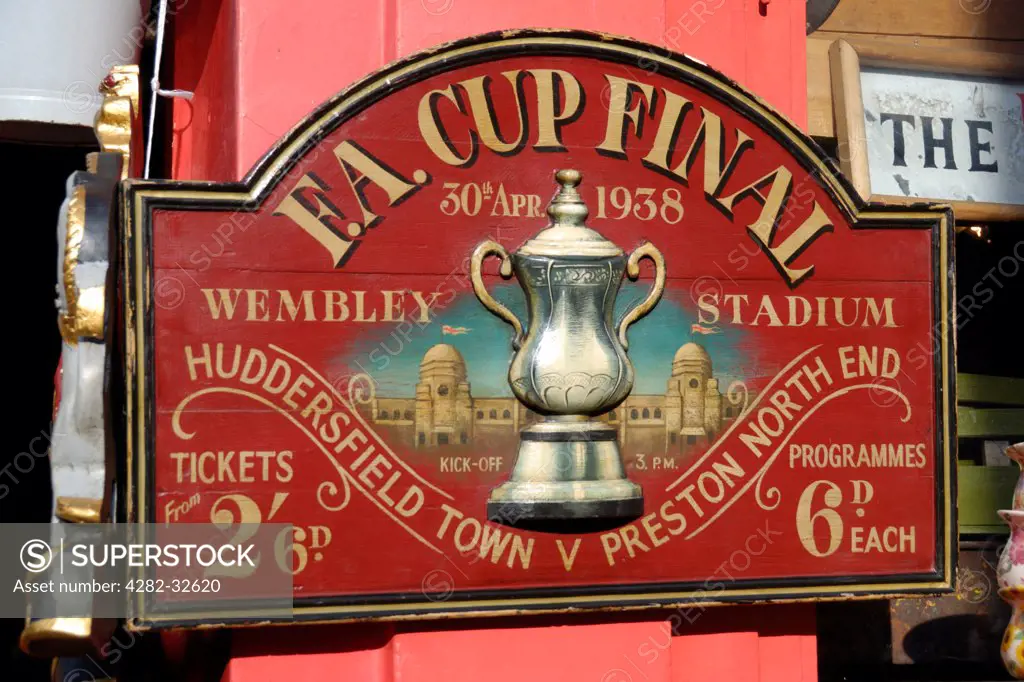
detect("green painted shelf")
[958,462,1017,534]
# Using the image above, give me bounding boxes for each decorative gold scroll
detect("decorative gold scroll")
[19,618,93,658]
[58,65,139,345]
[55,497,103,524]
[94,65,139,179]
[27,66,140,662]
[58,185,95,344]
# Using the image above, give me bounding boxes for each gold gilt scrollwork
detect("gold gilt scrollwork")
[58,185,103,344]
[19,618,93,659]
[55,497,103,524]
[94,65,139,178]
[25,67,138,664]
[58,66,139,345]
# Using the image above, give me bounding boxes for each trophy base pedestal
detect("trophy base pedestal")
[487,496,644,532]
[487,421,643,529]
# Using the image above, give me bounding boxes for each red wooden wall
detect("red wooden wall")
[166,2,816,680]
[169,0,807,182]
[222,606,817,682]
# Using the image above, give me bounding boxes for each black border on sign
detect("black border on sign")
[118,29,957,630]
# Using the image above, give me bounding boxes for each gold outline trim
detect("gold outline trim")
[132,578,954,629]
[124,33,955,627]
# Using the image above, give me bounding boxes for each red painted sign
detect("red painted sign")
[122,31,955,627]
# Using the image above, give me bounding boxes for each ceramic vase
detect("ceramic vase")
[1002,587,1024,678]
[998,442,1024,679]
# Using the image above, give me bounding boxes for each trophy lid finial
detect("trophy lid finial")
[555,168,581,185]
[519,169,622,257]
[547,169,588,226]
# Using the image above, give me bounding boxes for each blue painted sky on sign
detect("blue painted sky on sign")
[340,284,749,398]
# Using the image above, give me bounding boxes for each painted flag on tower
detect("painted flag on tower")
[442,325,471,335]
[690,323,720,335]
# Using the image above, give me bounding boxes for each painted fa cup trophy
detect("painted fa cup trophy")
[470,169,666,526]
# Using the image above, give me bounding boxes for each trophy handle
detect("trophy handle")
[617,242,666,350]
[470,240,525,349]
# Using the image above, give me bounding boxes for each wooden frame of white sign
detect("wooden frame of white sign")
[830,39,1024,222]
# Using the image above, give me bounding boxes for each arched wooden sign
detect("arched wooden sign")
[121,30,955,627]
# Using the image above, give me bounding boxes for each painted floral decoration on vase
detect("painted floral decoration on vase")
[999,442,1024,679]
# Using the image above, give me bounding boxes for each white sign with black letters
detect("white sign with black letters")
[861,68,1024,206]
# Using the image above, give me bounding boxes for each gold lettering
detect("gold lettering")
[418,86,474,167]
[459,72,527,155]
[698,292,720,324]
[864,298,897,328]
[333,140,420,238]
[686,108,754,194]
[323,290,350,322]
[642,90,694,174]
[381,291,406,322]
[715,162,834,286]
[246,289,270,321]
[352,291,377,322]
[530,69,582,151]
[410,291,441,323]
[556,538,582,571]
[715,165,792,227]
[272,173,352,267]
[202,288,241,320]
[596,76,655,157]
[276,290,315,322]
[751,296,783,326]
[184,344,212,381]
[758,203,834,286]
